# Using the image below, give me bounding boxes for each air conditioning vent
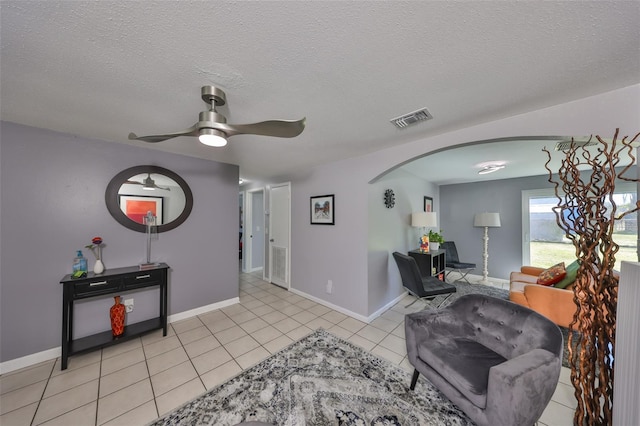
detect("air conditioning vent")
[272,246,287,284]
[554,138,596,151]
[390,108,433,129]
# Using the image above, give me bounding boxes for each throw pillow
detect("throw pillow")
[537,262,566,286]
[555,259,580,289]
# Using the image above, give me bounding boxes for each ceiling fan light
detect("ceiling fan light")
[478,164,505,175]
[199,129,227,147]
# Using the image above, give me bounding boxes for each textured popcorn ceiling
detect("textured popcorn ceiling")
[1,1,639,181]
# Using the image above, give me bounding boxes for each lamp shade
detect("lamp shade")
[412,211,437,228]
[474,212,501,227]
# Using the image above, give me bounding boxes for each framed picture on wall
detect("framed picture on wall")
[310,194,335,225]
[119,195,164,225]
[424,196,433,212]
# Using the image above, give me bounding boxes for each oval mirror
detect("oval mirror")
[105,165,193,233]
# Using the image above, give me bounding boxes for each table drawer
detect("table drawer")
[124,270,163,290]
[74,277,122,298]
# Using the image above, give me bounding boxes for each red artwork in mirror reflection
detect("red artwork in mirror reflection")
[125,200,157,224]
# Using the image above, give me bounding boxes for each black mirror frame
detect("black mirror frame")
[105,165,193,233]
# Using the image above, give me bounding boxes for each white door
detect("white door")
[269,183,291,288]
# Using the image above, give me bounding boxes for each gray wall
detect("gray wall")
[440,174,552,280]
[440,168,638,280]
[287,160,370,316]
[285,85,639,318]
[368,169,439,313]
[0,122,239,363]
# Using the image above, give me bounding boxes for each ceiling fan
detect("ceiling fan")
[126,173,170,191]
[128,86,306,147]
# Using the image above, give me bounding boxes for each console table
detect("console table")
[408,249,446,281]
[59,263,169,370]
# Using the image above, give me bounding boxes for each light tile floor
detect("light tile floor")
[0,271,574,425]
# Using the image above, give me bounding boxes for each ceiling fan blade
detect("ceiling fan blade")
[209,118,306,138]
[128,124,199,143]
[124,179,169,190]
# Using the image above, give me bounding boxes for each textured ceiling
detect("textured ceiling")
[1,1,639,183]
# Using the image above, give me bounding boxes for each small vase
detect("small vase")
[94,259,105,274]
[430,242,440,251]
[110,296,125,337]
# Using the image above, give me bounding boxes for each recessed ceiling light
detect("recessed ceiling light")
[478,164,506,175]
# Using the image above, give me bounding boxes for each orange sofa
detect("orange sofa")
[509,266,576,328]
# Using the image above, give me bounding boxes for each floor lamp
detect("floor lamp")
[473,212,501,284]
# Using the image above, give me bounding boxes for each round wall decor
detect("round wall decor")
[384,189,395,208]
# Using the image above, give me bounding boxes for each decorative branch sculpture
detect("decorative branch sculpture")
[543,128,639,425]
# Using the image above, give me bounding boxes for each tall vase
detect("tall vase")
[110,296,125,337]
[94,259,105,274]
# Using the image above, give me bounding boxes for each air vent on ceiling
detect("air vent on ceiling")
[554,139,597,151]
[390,108,433,129]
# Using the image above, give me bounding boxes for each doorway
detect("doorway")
[245,188,265,273]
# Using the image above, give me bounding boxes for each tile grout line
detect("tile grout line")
[29,359,56,426]
[141,332,160,425]
[174,322,209,393]
[95,348,103,426]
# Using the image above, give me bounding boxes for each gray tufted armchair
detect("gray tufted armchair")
[405,293,563,426]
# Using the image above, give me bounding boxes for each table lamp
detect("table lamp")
[412,211,437,253]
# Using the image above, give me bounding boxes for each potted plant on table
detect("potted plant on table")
[428,230,444,251]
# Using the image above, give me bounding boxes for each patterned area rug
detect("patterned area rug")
[446,280,509,304]
[150,329,473,426]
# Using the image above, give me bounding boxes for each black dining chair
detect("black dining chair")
[442,241,476,283]
[392,252,457,308]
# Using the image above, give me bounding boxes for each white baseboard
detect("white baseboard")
[367,292,407,322]
[167,297,239,323]
[288,288,405,324]
[289,288,371,323]
[0,347,61,375]
[0,296,240,375]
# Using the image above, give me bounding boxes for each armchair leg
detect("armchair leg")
[410,369,419,390]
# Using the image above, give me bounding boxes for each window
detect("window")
[522,186,637,270]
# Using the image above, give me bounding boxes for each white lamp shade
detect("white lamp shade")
[411,211,437,228]
[474,212,501,227]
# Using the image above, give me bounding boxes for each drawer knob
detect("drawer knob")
[136,274,151,279]
[89,281,108,286]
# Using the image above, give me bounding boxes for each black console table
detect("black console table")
[408,249,446,281]
[59,263,169,370]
